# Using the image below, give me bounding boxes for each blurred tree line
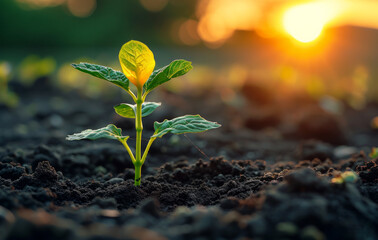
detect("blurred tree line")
[0,0,195,48]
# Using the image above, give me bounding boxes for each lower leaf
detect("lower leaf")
[66,124,129,141]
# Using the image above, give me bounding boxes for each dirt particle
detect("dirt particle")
[33,161,58,183]
[0,163,25,180]
[284,168,328,192]
[137,198,160,218]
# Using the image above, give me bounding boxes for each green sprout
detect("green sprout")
[369,147,378,159]
[18,55,56,86]
[67,40,221,186]
[331,171,358,184]
[0,62,19,108]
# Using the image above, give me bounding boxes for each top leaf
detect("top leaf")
[71,63,129,91]
[66,124,129,141]
[144,60,192,92]
[119,40,155,89]
[152,115,221,138]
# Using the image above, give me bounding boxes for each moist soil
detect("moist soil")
[0,78,377,240]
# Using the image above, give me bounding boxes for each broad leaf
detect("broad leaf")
[114,102,161,118]
[66,124,129,141]
[144,59,192,92]
[72,62,129,90]
[119,40,155,88]
[152,115,221,138]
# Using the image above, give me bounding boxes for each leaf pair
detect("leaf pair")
[67,115,220,141]
[72,41,192,92]
[114,102,161,118]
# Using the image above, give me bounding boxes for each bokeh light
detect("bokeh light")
[67,0,96,18]
[17,0,65,8]
[193,0,378,46]
[196,0,259,45]
[139,0,168,12]
[371,116,378,129]
[17,0,96,17]
[283,2,336,43]
[18,56,56,86]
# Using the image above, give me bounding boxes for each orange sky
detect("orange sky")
[194,0,378,44]
[15,0,378,44]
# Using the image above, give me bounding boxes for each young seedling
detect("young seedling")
[67,40,221,186]
[331,171,358,184]
[369,147,378,159]
[0,62,18,108]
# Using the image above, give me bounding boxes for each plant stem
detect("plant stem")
[142,91,149,100]
[134,163,142,186]
[119,139,136,164]
[126,89,137,102]
[134,88,143,186]
[141,137,156,165]
[0,76,7,94]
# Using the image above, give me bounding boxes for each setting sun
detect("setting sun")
[283,2,336,43]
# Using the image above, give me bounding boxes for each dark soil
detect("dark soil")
[0,78,377,240]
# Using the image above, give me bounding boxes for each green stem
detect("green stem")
[126,89,137,102]
[134,87,143,186]
[141,137,156,165]
[142,91,149,100]
[0,77,7,94]
[134,163,142,186]
[119,139,136,164]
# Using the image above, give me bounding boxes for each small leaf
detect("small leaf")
[152,115,221,138]
[144,59,192,92]
[369,147,378,158]
[66,124,129,141]
[119,40,155,88]
[72,62,129,90]
[140,102,161,117]
[114,102,161,118]
[114,104,134,118]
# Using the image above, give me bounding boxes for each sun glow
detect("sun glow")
[283,2,336,43]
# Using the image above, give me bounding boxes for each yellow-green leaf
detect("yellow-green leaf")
[119,40,155,88]
[369,147,378,158]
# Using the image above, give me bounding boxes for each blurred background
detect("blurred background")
[1,0,378,152]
